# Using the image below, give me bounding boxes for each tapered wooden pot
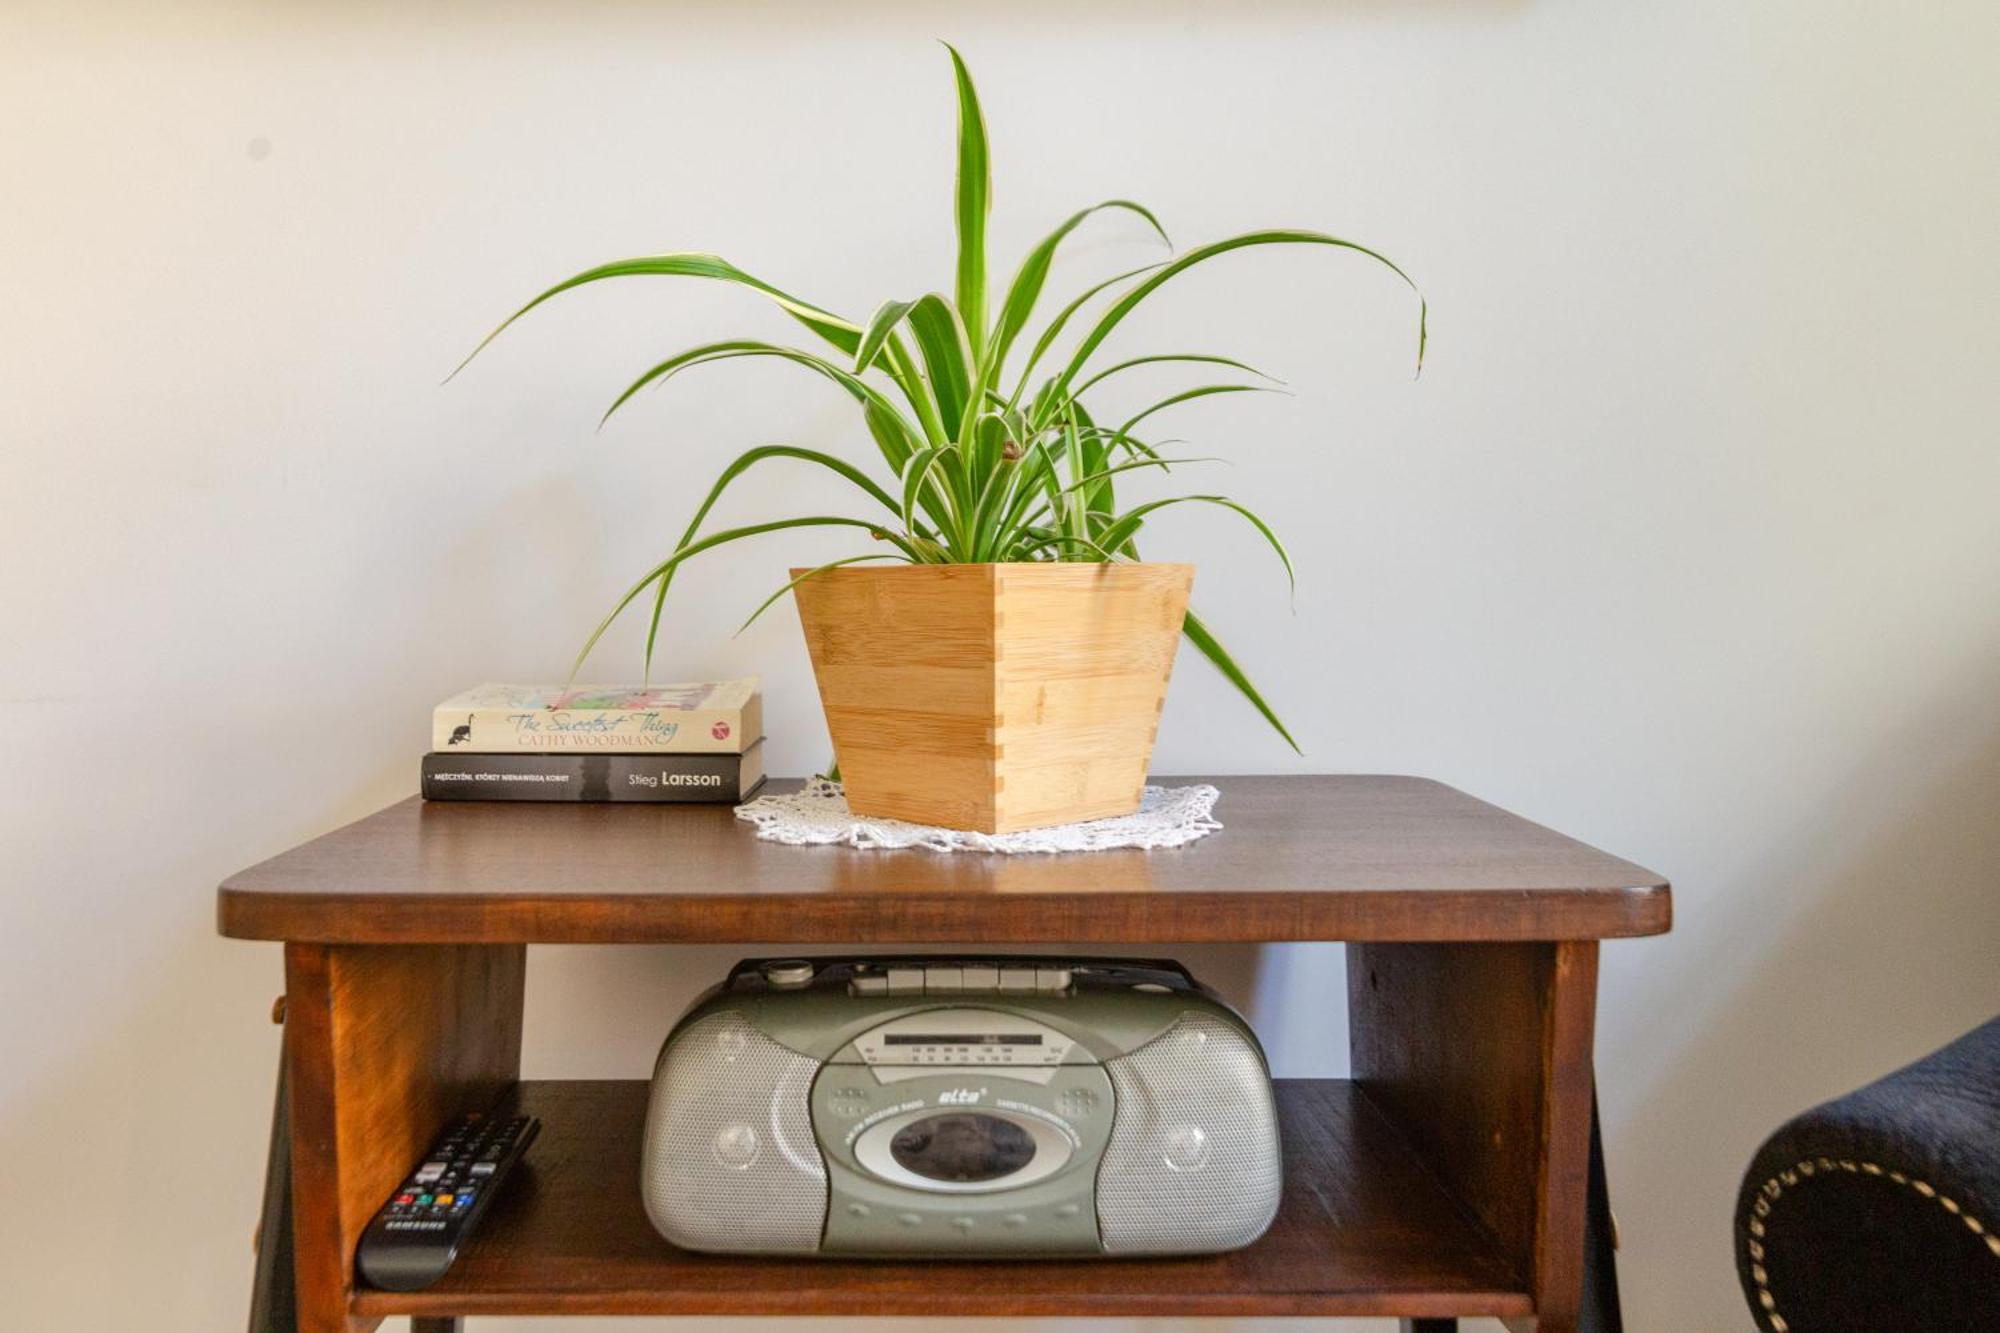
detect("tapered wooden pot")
[791,562,1194,834]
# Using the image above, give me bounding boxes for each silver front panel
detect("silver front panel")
[1097,1012,1283,1253]
[641,1010,827,1253]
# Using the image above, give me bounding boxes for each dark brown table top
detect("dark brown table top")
[216,776,1669,945]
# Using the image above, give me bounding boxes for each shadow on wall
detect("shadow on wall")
[1613,648,2000,1327]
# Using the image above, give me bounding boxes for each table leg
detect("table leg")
[1579,1089,1624,1332]
[247,1043,298,1333]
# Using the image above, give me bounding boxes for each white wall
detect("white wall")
[4,2,1998,1329]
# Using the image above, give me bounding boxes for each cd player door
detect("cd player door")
[811,1009,1115,1255]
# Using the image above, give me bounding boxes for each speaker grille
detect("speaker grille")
[1097,1012,1282,1253]
[641,1010,827,1252]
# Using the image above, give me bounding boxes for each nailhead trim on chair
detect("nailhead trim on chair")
[1742,1156,2000,1331]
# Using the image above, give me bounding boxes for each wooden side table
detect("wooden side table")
[219,775,1670,1333]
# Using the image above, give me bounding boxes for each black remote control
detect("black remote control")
[355,1111,539,1291]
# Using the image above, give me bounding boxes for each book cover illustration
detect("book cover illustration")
[432,679,761,754]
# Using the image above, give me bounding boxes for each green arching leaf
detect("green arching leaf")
[449,252,860,381]
[735,554,911,636]
[963,413,1022,557]
[1095,494,1295,595]
[899,445,960,552]
[598,341,930,490]
[1059,455,1225,495]
[1046,229,1429,407]
[1067,399,1114,524]
[1115,383,1286,440]
[974,200,1172,435]
[598,339,784,425]
[599,340,914,435]
[842,300,950,446]
[945,44,991,361]
[1070,352,1283,399]
[1014,526,1119,562]
[574,515,922,682]
[990,439,1060,550]
[1070,421,1173,464]
[1181,608,1301,754]
[1061,412,1090,544]
[854,298,921,374]
[1007,261,1167,410]
[907,294,973,429]
[881,333,949,446]
[636,444,912,677]
[600,338,940,528]
[863,399,918,476]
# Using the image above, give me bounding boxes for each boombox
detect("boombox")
[641,956,1281,1257]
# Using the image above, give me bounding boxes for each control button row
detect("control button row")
[849,964,1072,995]
[843,1202,1084,1231]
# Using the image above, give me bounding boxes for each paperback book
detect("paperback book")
[432,680,761,754]
[421,741,767,803]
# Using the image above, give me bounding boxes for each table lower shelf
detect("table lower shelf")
[353,1078,1531,1321]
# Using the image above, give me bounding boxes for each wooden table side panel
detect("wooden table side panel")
[284,943,526,1333]
[1347,941,1553,1285]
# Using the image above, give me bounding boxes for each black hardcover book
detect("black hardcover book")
[421,739,766,803]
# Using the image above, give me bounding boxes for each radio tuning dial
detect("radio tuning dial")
[760,960,816,988]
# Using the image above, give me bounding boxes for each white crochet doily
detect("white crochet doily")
[735,779,1222,854]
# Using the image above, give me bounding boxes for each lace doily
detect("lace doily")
[735,778,1222,854]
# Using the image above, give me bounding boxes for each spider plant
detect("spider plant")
[454,45,1424,752]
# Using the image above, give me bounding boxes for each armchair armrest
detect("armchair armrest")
[1735,1015,2000,1331]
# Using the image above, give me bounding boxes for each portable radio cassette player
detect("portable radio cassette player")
[640,956,1281,1257]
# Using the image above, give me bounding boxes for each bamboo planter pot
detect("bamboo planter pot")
[792,562,1194,834]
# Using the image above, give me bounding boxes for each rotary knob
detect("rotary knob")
[760,959,816,988]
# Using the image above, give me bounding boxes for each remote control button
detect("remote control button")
[470,1162,496,1175]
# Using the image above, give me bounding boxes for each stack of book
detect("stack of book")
[421,681,766,803]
